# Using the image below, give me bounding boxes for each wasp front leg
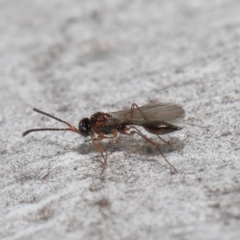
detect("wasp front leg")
[91,131,118,170]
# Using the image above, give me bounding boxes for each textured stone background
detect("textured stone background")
[0,0,240,239]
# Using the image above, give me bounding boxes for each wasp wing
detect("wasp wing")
[109,103,185,123]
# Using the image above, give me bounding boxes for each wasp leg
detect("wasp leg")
[125,103,170,144]
[119,126,177,173]
[124,103,147,121]
[91,131,118,172]
[157,136,170,145]
[91,140,107,163]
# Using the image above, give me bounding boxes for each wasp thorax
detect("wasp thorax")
[79,118,91,137]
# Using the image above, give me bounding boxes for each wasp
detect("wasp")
[23,103,185,172]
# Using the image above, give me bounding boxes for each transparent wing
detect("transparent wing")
[110,103,185,123]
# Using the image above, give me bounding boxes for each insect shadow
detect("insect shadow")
[73,134,184,161]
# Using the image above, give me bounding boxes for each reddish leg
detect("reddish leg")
[125,103,170,144]
[91,131,118,170]
[91,140,107,163]
[124,103,146,121]
[119,126,177,172]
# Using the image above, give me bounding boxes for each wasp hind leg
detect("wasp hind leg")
[119,126,177,173]
[125,103,171,145]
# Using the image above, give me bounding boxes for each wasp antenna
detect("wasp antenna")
[32,108,77,129]
[33,108,68,124]
[22,108,78,136]
[22,128,74,137]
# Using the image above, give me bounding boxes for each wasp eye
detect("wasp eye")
[79,118,91,137]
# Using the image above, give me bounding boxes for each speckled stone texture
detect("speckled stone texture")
[0,0,240,239]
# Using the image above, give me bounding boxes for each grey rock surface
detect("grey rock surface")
[0,0,240,239]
